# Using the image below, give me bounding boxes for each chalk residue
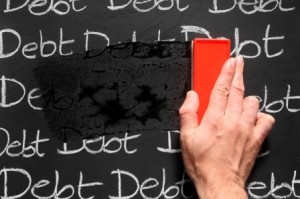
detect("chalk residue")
[34,42,191,141]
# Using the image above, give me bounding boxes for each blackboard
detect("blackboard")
[1,0,300,198]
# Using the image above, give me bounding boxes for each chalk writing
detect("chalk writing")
[248,171,300,199]
[0,76,42,109]
[157,130,181,153]
[84,30,110,52]
[109,168,194,199]
[232,24,284,58]
[0,128,49,158]
[0,25,285,59]
[209,0,295,14]
[3,0,87,15]
[57,133,141,155]
[256,85,300,113]
[0,28,75,59]
[107,0,189,12]
[0,168,103,199]
[1,0,299,198]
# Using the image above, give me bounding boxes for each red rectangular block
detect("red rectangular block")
[192,39,231,123]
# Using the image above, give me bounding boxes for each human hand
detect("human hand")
[179,57,275,199]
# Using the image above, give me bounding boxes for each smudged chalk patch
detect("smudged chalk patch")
[34,42,191,142]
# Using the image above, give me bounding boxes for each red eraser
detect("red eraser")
[192,38,231,123]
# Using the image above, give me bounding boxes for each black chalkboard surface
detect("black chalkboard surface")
[1,1,300,198]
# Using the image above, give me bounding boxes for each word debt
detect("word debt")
[0,168,193,199]
[3,0,86,15]
[0,168,103,199]
[0,128,49,158]
[107,0,189,12]
[0,28,109,59]
[109,168,193,199]
[209,0,295,14]
[58,133,141,155]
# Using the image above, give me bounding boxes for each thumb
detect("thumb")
[179,91,199,136]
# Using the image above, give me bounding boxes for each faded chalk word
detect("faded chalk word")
[0,76,42,110]
[209,0,295,14]
[57,133,141,155]
[4,0,86,15]
[107,0,189,12]
[0,168,102,199]
[0,128,49,158]
[256,84,300,114]
[109,168,194,199]
[181,24,285,59]
[248,170,300,198]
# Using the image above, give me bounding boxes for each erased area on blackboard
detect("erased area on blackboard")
[34,42,191,142]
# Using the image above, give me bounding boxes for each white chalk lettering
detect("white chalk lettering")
[255,85,300,113]
[157,130,181,153]
[248,171,300,198]
[27,88,43,110]
[40,28,75,58]
[78,172,103,199]
[109,168,193,199]
[0,28,75,59]
[57,133,140,155]
[4,0,87,15]
[22,42,38,59]
[263,24,284,58]
[0,76,25,108]
[180,25,212,41]
[40,29,57,58]
[107,0,189,12]
[0,128,49,158]
[59,27,75,56]
[232,26,261,58]
[84,30,110,51]
[232,24,284,58]
[209,0,295,14]
[0,168,102,199]
[0,29,21,59]
[0,76,43,110]
[0,168,32,199]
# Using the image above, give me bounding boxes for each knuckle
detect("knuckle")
[225,119,244,135]
[180,131,189,143]
[232,84,245,95]
[215,84,230,97]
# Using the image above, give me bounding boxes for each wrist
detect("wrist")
[193,173,248,199]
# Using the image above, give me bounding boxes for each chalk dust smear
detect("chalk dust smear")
[34,42,191,142]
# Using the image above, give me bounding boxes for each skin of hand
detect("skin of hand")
[179,57,275,199]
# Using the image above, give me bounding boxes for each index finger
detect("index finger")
[206,58,236,117]
[225,56,245,119]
